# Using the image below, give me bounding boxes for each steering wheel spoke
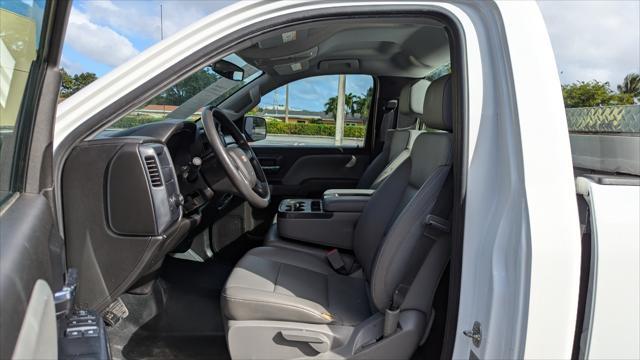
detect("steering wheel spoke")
[201,107,271,208]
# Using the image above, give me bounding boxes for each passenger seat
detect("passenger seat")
[222,75,453,359]
[357,79,431,189]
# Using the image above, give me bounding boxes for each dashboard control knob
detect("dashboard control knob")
[191,157,202,167]
[170,194,184,207]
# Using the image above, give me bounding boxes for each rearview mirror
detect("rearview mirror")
[212,60,244,81]
[244,116,267,142]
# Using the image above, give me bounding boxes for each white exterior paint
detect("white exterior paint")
[453,2,581,359]
[496,2,582,359]
[578,177,640,359]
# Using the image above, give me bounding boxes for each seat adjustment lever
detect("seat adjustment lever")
[280,329,330,353]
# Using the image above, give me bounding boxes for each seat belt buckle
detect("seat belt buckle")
[326,249,348,274]
[384,284,409,338]
[424,215,450,233]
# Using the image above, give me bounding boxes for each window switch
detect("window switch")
[83,328,99,337]
[66,329,83,338]
[68,318,97,326]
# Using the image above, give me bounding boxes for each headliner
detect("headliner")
[237,17,450,79]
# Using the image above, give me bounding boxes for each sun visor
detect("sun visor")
[258,29,310,49]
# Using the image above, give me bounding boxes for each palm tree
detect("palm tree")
[324,96,338,116]
[354,87,373,119]
[617,73,640,100]
[344,93,358,116]
[325,94,358,117]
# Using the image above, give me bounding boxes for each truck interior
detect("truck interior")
[56,15,464,360]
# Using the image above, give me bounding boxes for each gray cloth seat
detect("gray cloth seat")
[222,246,371,326]
[358,128,423,189]
[221,75,452,359]
[358,79,430,190]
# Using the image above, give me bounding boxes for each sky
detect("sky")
[60,0,640,109]
[260,75,374,112]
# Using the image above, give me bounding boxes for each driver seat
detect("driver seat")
[221,75,453,359]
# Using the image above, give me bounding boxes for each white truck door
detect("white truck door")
[454,2,582,359]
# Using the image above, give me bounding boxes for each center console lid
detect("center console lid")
[322,189,375,212]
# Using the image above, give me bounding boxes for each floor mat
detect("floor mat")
[122,334,228,360]
[108,253,241,360]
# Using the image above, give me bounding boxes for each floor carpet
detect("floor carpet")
[108,234,261,360]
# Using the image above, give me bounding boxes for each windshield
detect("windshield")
[111,54,261,129]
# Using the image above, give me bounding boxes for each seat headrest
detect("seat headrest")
[399,79,430,116]
[422,74,452,132]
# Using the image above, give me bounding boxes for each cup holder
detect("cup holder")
[279,199,322,213]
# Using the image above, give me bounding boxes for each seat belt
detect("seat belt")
[326,248,350,275]
[383,168,453,337]
[373,99,399,158]
[378,100,398,142]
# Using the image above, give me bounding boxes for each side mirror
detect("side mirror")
[244,116,267,142]
[212,60,244,81]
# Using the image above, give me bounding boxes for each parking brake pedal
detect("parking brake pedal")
[102,297,129,327]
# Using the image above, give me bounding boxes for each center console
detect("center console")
[276,189,375,249]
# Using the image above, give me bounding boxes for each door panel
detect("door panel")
[249,74,376,199]
[253,146,369,197]
[0,0,71,358]
[0,194,60,359]
[11,279,57,360]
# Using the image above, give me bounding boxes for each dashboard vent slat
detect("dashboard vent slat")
[144,156,163,187]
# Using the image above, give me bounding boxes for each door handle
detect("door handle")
[262,165,280,173]
[344,155,357,168]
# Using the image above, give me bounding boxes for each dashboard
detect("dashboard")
[63,119,236,310]
[105,119,231,215]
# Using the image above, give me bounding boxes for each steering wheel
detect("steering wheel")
[201,107,271,208]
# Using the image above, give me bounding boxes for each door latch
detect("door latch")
[463,321,482,347]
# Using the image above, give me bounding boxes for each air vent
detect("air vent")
[144,156,163,187]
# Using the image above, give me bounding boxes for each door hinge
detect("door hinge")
[54,268,78,318]
[463,321,482,347]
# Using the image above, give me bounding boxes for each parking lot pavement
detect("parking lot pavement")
[254,134,363,147]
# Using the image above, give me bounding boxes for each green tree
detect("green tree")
[60,68,98,98]
[324,96,338,116]
[344,92,358,116]
[324,93,360,118]
[562,80,634,108]
[354,86,373,119]
[617,73,640,100]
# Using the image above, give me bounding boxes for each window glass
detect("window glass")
[425,63,451,81]
[107,54,262,131]
[251,75,374,147]
[0,0,47,202]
